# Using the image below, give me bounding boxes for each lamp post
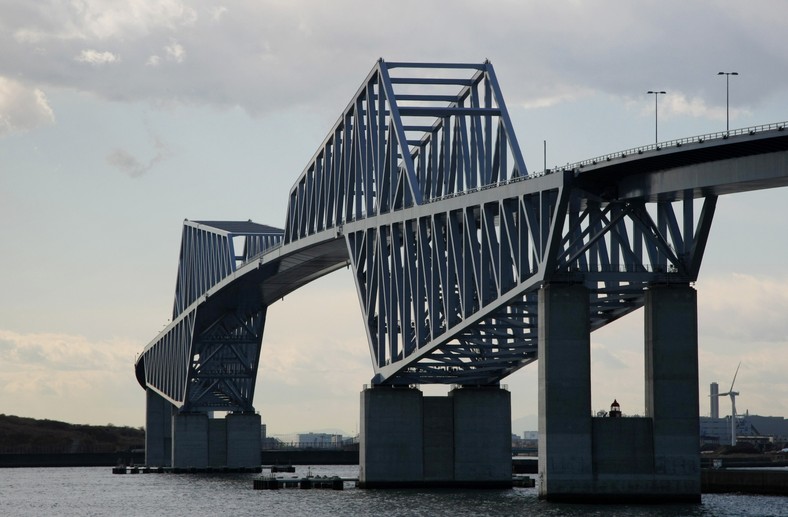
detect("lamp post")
[647,90,666,144]
[718,72,738,133]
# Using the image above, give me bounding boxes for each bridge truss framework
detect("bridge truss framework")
[135,59,788,410]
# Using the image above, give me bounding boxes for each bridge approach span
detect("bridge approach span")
[134,60,788,498]
[135,59,788,411]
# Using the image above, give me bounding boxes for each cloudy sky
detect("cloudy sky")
[2,0,788,437]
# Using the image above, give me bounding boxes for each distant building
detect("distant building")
[700,414,788,448]
[276,432,345,448]
[512,431,537,453]
[748,415,788,444]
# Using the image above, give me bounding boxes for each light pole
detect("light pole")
[647,90,666,144]
[718,72,738,133]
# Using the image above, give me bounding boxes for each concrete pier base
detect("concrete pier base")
[145,389,173,467]
[453,387,512,482]
[358,385,511,488]
[226,413,262,468]
[172,412,209,469]
[145,402,262,469]
[207,418,227,467]
[538,283,701,503]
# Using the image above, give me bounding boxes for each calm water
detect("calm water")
[1,465,786,517]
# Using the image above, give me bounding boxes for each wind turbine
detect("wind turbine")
[715,362,741,446]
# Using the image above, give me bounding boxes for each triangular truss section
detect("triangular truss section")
[284,60,528,246]
[183,308,266,412]
[347,177,569,385]
[553,194,718,330]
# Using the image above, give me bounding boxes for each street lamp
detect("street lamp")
[647,90,666,144]
[718,72,738,133]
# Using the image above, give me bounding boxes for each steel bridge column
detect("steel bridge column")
[538,283,593,499]
[644,283,701,501]
[145,388,173,467]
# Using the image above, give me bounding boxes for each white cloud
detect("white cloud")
[12,0,197,43]
[0,329,143,426]
[3,1,786,118]
[107,136,171,178]
[211,6,228,22]
[518,86,594,110]
[0,329,134,372]
[164,39,185,63]
[699,273,788,343]
[0,76,55,137]
[633,92,752,122]
[75,49,120,65]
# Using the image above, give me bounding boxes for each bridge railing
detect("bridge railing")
[264,440,358,450]
[240,240,284,268]
[355,120,788,206]
[561,121,788,174]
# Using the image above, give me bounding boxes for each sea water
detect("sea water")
[1,465,786,517]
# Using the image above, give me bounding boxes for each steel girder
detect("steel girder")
[137,62,788,394]
[280,60,544,385]
[556,194,717,329]
[173,220,284,318]
[136,221,283,410]
[344,182,717,385]
[344,174,568,385]
[181,306,266,412]
[277,59,723,386]
[283,60,527,246]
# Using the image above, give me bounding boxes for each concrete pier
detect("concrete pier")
[538,283,593,498]
[172,412,209,468]
[359,385,511,488]
[538,283,701,503]
[645,284,701,500]
[453,386,512,482]
[359,386,424,485]
[226,413,262,468]
[145,389,173,467]
[145,391,262,469]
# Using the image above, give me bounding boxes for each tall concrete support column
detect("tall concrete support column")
[452,386,512,484]
[538,283,593,499]
[226,413,262,468]
[172,412,209,468]
[359,387,423,487]
[645,284,701,501]
[145,389,172,467]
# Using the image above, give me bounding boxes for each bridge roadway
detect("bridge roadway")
[136,120,788,397]
[134,59,788,501]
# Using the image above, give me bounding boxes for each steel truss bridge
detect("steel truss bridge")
[135,59,788,414]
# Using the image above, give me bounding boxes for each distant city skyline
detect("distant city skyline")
[2,1,788,436]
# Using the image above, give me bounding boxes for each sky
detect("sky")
[2,0,788,437]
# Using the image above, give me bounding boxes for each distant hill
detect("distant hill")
[0,414,144,454]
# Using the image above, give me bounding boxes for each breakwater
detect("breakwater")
[0,449,356,468]
[702,469,788,496]
[0,451,145,468]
